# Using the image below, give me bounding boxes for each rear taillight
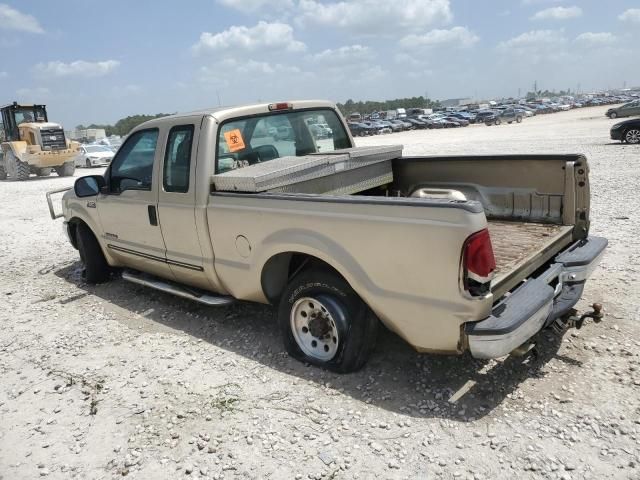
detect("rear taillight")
[463,229,496,293]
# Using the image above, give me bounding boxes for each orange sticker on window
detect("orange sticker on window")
[223,129,246,152]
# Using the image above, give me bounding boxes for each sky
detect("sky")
[0,0,639,127]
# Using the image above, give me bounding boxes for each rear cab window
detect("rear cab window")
[216,108,351,174]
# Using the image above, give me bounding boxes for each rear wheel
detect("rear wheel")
[625,129,640,144]
[36,167,52,177]
[76,223,111,284]
[55,161,75,177]
[278,268,378,373]
[5,151,30,181]
[0,164,6,180]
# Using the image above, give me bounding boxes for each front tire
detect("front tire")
[86,158,91,168]
[5,151,29,181]
[625,129,640,144]
[495,118,502,126]
[278,268,378,373]
[609,112,617,119]
[55,161,75,177]
[76,223,111,284]
[516,116,522,123]
[36,167,52,177]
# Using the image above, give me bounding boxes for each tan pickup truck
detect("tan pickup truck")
[49,100,607,372]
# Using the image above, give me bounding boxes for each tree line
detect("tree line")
[76,113,172,137]
[337,96,441,116]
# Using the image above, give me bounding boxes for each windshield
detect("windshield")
[216,108,351,173]
[85,145,111,153]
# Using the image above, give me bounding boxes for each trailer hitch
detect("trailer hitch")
[552,303,604,333]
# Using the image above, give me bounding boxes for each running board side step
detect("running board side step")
[121,270,234,306]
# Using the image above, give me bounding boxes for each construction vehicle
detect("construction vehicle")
[0,102,79,180]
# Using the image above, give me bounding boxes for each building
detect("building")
[440,98,474,108]
[67,128,107,142]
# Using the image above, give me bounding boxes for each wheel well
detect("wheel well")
[67,217,90,250]
[260,252,344,304]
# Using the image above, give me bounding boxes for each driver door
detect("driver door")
[96,128,173,279]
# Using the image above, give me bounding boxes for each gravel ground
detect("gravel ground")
[1,105,639,480]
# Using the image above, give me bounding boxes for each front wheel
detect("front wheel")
[516,116,522,123]
[495,118,502,126]
[278,268,378,373]
[86,158,91,168]
[36,167,52,177]
[610,112,617,119]
[76,223,111,284]
[625,129,640,144]
[5,151,29,181]
[55,161,75,177]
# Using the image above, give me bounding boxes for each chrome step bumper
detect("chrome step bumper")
[466,236,607,359]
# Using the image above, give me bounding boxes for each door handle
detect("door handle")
[148,205,158,226]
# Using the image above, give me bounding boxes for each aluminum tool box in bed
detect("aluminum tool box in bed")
[211,145,402,195]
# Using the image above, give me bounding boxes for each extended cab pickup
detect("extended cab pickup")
[51,100,607,372]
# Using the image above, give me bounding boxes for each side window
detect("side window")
[109,129,158,193]
[163,125,194,193]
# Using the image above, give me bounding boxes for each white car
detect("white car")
[75,145,114,168]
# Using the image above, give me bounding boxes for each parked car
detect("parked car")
[405,118,428,129]
[347,122,373,136]
[605,100,640,119]
[485,108,523,126]
[75,145,114,168]
[445,116,469,127]
[474,110,496,122]
[50,99,606,373]
[610,118,640,144]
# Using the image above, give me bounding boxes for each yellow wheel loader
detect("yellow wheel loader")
[0,102,79,181]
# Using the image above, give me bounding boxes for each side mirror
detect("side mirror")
[74,175,105,198]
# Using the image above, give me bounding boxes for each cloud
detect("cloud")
[309,45,374,65]
[531,6,582,20]
[34,60,120,78]
[193,21,306,54]
[574,32,617,47]
[399,26,479,49]
[618,8,640,24]
[0,71,7,79]
[217,0,294,12]
[296,0,452,33]
[498,29,565,50]
[0,4,43,34]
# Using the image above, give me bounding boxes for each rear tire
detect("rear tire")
[55,161,75,177]
[625,129,640,144]
[278,268,378,373]
[76,223,111,284]
[5,151,30,181]
[0,165,6,180]
[36,167,52,177]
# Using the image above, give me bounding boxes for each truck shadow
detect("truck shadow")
[55,262,580,422]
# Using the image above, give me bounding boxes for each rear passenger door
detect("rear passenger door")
[157,123,208,287]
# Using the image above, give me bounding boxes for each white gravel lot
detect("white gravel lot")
[0,105,638,480]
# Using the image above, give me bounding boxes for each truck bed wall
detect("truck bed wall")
[206,193,493,353]
[392,155,590,237]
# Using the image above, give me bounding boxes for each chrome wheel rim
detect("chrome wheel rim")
[626,129,640,144]
[290,297,339,361]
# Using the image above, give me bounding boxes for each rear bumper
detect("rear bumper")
[465,236,607,359]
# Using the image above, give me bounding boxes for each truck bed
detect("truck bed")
[488,221,574,298]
